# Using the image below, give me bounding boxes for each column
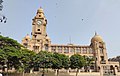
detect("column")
[103,43,108,64]
[114,67,118,75]
[100,66,103,76]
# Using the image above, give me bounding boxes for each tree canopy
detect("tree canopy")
[70,54,85,76]
[0,35,92,76]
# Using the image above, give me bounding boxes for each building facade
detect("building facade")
[22,8,119,75]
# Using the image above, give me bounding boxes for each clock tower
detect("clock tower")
[32,7,47,39]
[22,7,51,53]
[31,7,51,53]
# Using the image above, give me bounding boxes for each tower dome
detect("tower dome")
[24,34,31,40]
[46,36,51,41]
[91,32,103,43]
[37,7,44,13]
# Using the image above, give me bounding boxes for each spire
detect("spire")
[37,7,44,13]
[95,31,97,36]
[69,36,71,44]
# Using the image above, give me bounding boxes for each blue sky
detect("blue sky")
[0,0,120,58]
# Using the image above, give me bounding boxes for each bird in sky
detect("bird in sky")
[82,19,84,21]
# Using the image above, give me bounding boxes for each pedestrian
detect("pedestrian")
[0,72,2,76]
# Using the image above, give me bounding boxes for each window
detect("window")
[70,48,74,53]
[23,43,28,47]
[101,56,104,61]
[45,44,49,51]
[25,39,28,41]
[39,15,41,17]
[99,48,103,54]
[83,48,87,54]
[38,29,40,31]
[76,48,80,53]
[51,47,56,52]
[89,48,93,54]
[33,46,39,52]
[37,40,40,42]
[64,47,69,53]
[58,47,62,53]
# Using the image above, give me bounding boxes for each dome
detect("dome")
[91,33,103,43]
[25,34,30,39]
[37,7,44,13]
[46,36,50,40]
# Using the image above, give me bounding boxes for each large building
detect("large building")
[22,7,119,75]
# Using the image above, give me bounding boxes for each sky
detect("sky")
[0,0,120,58]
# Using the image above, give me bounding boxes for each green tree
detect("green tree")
[52,53,63,76]
[34,51,53,76]
[51,53,70,76]
[2,46,21,71]
[60,54,70,71]
[0,35,22,49]
[0,49,7,70]
[0,35,23,73]
[20,49,36,73]
[70,54,85,76]
[83,56,94,72]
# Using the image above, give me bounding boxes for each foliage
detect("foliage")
[52,53,63,70]
[83,56,94,72]
[19,49,36,72]
[70,54,85,69]
[70,54,85,76]
[33,51,53,76]
[0,35,23,72]
[0,35,23,49]
[0,35,90,76]
[51,53,70,76]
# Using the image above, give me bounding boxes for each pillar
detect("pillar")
[100,66,103,76]
[114,67,118,75]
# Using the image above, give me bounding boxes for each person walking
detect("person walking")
[0,72,2,76]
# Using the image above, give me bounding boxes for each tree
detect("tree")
[0,35,23,49]
[70,54,85,76]
[0,49,7,70]
[34,51,53,76]
[51,53,70,76]
[2,46,22,73]
[61,54,70,70]
[52,53,63,76]
[19,49,36,73]
[83,56,94,72]
[0,35,23,73]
